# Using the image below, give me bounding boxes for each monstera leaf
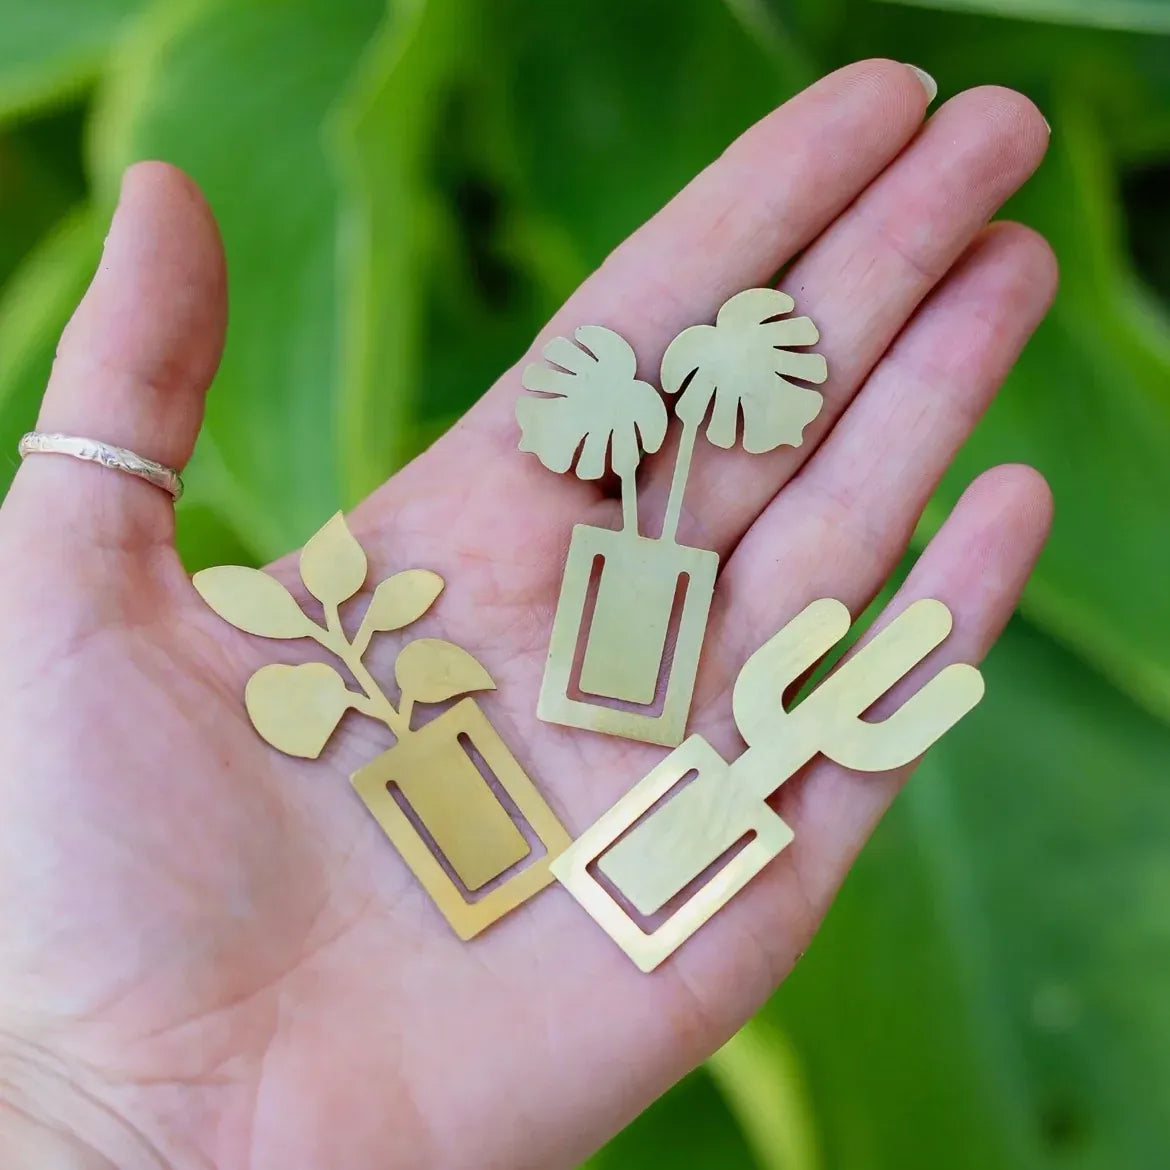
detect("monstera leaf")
[518,325,668,479]
[661,287,827,452]
[244,662,354,759]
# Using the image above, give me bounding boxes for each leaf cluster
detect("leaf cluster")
[194,512,492,758]
[517,288,827,480]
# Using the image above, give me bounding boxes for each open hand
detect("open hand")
[0,60,1054,1169]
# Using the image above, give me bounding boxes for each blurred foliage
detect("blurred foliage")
[0,0,1167,1166]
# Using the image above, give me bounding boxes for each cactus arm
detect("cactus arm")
[821,663,985,772]
[732,597,851,748]
[799,598,954,730]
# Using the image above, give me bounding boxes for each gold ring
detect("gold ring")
[18,432,184,502]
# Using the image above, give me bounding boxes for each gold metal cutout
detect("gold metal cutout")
[518,289,828,747]
[550,598,984,971]
[193,513,570,939]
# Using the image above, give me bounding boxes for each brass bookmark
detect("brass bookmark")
[518,289,827,747]
[194,513,569,940]
[550,598,983,971]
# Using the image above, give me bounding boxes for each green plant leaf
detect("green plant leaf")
[390,0,818,442]
[347,0,808,451]
[918,94,1170,723]
[0,112,87,288]
[192,565,311,640]
[299,511,367,607]
[330,0,470,500]
[487,0,810,277]
[175,501,264,575]
[363,569,444,632]
[584,1067,763,1170]
[877,0,1170,34]
[766,618,1170,1169]
[395,637,494,705]
[0,206,101,498]
[245,661,352,758]
[0,0,155,121]
[707,1020,823,1170]
[820,4,1170,164]
[87,0,386,559]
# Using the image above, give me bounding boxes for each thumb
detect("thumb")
[4,161,227,561]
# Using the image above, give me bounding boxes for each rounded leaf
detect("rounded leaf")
[517,326,667,480]
[193,565,310,639]
[365,570,444,632]
[395,638,495,706]
[245,662,352,759]
[300,512,367,605]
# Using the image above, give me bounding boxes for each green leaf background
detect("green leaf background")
[1,0,1167,1165]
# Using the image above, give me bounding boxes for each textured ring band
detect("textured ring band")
[18,432,184,502]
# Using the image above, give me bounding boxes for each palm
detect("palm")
[0,63,1054,1170]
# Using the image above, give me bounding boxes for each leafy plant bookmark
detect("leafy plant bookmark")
[517,288,828,747]
[193,513,569,939]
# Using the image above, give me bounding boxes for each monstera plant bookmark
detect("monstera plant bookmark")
[551,598,985,970]
[517,288,828,747]
[193,513,569,940]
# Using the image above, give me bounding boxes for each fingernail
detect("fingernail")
[1042,116,1052,134]
[905,64,938,105]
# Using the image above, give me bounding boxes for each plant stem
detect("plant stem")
[352,613,376,659]
[619,470,639,535]
[661,416,698,544]
[399,695,416,729]
[316,604,409,739]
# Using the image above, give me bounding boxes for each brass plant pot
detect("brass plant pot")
[538,523,719,747]
[351,698,570,939]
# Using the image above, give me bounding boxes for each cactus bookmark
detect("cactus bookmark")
[518,288,827,748]
[193,513,570,940]
[550,598,983,971]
